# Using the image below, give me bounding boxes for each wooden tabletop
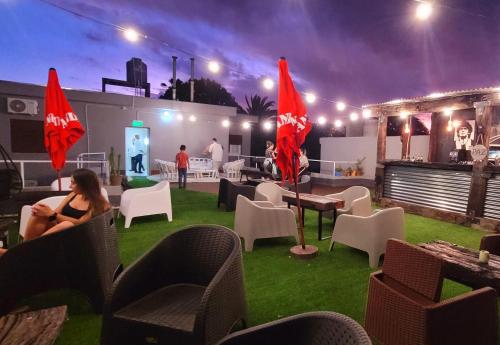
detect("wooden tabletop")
[419,240,500,292]
[282,193,344,211]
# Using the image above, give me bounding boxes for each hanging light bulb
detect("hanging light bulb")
[242,121,251,129]
[262,78,274,90]
[334,119,343,128]
[336,101,346,111]
[400,110,410,119]
[222,119,230,128]
[208,61,221,73]
[123,28,141,42]
[404,123,410,134]
[416,2,433,21]
[350,112,359,121]
[305,93,316,104]
[317,116,327,125]
[263,121,273,131]
[447,120,453,132]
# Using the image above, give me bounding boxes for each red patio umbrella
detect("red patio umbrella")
[275,57,313,256]
[44,68,85,190]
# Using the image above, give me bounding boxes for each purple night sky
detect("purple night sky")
[1,0,499,119]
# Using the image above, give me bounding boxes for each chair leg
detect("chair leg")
[124,216,132,229]
[244,238,254,252]
[329,239,335,251]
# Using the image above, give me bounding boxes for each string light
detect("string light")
[400,110,410,119]
[317,116,327,125]
[334,119,343,128]
[416,2,433,21]
[208,61,221,73]
[404,123,410,134]
[176,114,184,121]
[242,121,251,129]
[349,112,359,121]
[189,115,197,122]
[305,93,317,104]
[443,108,453,116]
[263,121,273,131]
[336,102,346,111]
[123,28,141,42]
[447,120,453,132]
[222,119,230,127]
[362,109,372,118]
[262,78,274,90]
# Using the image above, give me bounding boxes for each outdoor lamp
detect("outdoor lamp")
[336,101,346,111]
[317,116,327,125]
[123,28,140,42]
[349,112,359,121]
[263,121,273,131]
[362,109,372,118]
[416,2,433,21]
[262,78,274,90]
[189,115,197,122]
[242,121,251,129]
[334,119,343,128]
[305,93,316,104]
[208,61,220,73]
[222,119,230,128]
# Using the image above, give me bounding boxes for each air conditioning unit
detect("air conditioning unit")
[7,98,39,115]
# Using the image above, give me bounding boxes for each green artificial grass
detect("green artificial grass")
[15,188,491,344]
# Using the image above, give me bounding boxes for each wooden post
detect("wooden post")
[377,112,387,163]
[466,102,493,219]
[428,112,439,162]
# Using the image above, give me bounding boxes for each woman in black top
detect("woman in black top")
[23,168,110,241]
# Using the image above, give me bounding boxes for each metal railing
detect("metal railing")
[12,159,110,187]
[228,154,357,176]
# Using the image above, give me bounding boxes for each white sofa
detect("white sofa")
[329,207,405,268]
[19,188,109,238]
[234,195,298,252]
[119,181,172,228]
[325,186,372,217]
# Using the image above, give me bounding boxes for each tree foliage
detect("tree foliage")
[161,78,245,112]
[243,95,276,116]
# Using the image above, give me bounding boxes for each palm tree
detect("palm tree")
[244,95,275,116]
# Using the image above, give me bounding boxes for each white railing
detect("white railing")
[12,160,110,187]
[228,154,357,176]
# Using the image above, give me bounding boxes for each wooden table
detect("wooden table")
[239,167,273,182]
[283,193,344,241]
[0,305,67,345]
[419,240,500,294]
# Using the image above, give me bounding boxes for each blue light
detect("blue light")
[161,111,174,123]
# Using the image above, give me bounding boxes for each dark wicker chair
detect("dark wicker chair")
[288,174,312,194]
[480,233,500,256]
[216,311,371,345]
[101,225,247,345]
[218,178,255,211]
[365,239,498,345]
[0,210,121,315]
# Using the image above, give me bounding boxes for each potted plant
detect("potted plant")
[355,157,366,176]
[108,147,123,186]
[335,165,343,176]
[344,167,353,176]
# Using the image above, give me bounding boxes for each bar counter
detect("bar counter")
[382,160,472,214]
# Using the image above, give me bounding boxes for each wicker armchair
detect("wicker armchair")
[216,311,371,345]
[218,178,256,211]
[0,210,121,315]
[365,239,498,345]
[480,234,500,256]
[101,225,247,345]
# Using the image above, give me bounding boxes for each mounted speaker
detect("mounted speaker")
[7,98,38,115]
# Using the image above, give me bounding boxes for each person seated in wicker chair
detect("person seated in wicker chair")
[0,169,109,256]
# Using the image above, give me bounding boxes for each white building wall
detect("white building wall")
[320,135,430,179]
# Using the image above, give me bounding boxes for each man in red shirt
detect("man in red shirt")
[175,145,190,189]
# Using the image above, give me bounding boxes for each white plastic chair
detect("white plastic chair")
[324,186,372,217]
[329,207,405,268]
[234,195,298,252]
[18,188,109,239]
[254,182,294,208]
[223,159,245,178]
[50,177,73,191]
[119,181,172,228]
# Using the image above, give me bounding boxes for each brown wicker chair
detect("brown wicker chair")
[218,178,255,211]
[365,239,498,345]
[0,210,121,315]
[216,311,371,345]
[480,234,500,256]
[101,225,247,345]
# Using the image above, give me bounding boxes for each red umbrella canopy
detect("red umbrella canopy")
[44,68,85,170]
[276,58,312,181]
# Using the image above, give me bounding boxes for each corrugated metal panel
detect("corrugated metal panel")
[484,175,500,220]
[383,166,471,214]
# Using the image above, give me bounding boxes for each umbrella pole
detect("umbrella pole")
[289,152,318,259]
[292,152,306,249]
[57,170,61,192]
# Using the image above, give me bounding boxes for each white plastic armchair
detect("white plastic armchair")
[325,186,371,217]
[223,159,245,178]
[254,182,294,208]
[329,207,405,268]
[119,181,172,228]
[234,195,298,252]
[50,177,73,191]
[18,188,109,238]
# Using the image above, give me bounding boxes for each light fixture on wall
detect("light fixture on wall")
[189,115,197,122]
[222,119,230,128]
[242,121,251,129]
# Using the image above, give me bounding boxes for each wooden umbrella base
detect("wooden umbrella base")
[290,245,319,260]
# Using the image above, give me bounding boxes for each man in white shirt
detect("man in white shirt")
[208,138,223,172]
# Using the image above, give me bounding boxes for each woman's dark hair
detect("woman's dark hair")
[180,145,186,150]
[72,168,108,216]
